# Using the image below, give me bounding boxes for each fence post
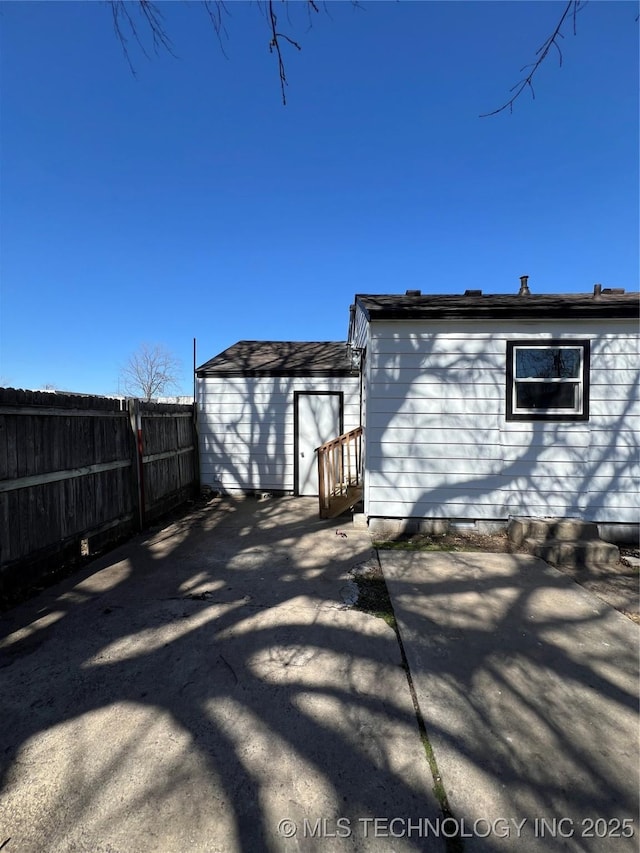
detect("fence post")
[128,398,144,530]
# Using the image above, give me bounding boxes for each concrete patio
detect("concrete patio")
[1,497,638,852]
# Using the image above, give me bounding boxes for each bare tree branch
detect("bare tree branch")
[266,0,306,106]
[109,0,179,75]
[203,1,231,60]
[480,0,587,118]
[107,0,343,104]
[138,0,176,56]
[110,0,148,76]
[106,1,604,114]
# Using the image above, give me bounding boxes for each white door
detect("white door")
[297,393,342,496]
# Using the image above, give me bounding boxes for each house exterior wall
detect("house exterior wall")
[197,375,361,493]
[350,304,370,350]
[363,319,639,524]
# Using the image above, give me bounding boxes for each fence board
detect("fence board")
[4,415,18,479]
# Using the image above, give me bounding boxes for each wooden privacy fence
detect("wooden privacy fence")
[0,388,198,593]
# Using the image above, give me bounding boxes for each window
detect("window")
[506,339,590,421]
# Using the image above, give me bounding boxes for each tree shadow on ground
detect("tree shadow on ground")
[1,496,637,853]
[0,497,442,853]
[380,548,639,853]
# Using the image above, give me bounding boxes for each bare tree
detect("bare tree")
[120,343,182,401]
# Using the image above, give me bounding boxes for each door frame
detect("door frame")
[293,390,344,496]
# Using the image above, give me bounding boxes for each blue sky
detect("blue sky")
[1,1,637,396]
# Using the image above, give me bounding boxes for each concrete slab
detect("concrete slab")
[624,555,640,572]
[380,550,639,853]
[0,497,441,853]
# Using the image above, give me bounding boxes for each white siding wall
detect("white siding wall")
[349,303,370,350]
[198,375,361,492]
[365,319,639,523]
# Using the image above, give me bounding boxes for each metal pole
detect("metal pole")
[192,337,201,494]
[193,337,196,403]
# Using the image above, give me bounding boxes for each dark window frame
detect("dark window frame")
[505,339,590,422]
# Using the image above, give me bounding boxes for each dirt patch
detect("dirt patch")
[374,529,513,554]
[350,559,396,628]
[374,531,640,624]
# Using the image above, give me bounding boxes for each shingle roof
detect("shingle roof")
[355,291,640,321]
[196,341,358,377]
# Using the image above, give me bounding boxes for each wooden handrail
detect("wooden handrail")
[317,426,363,518]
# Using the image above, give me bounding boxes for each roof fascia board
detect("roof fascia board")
[196,368,358,378]
[364,304,638,321]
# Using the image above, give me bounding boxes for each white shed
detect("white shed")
[196,341,361,495]
[349,285,640,534]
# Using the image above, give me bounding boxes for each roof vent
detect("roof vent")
[601,288,625,295]
[464,289,482,296]
[405,289,421,296]
[593,284,602,298]
[518,275,531,296]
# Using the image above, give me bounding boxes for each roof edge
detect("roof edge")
[354,293,639,321]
